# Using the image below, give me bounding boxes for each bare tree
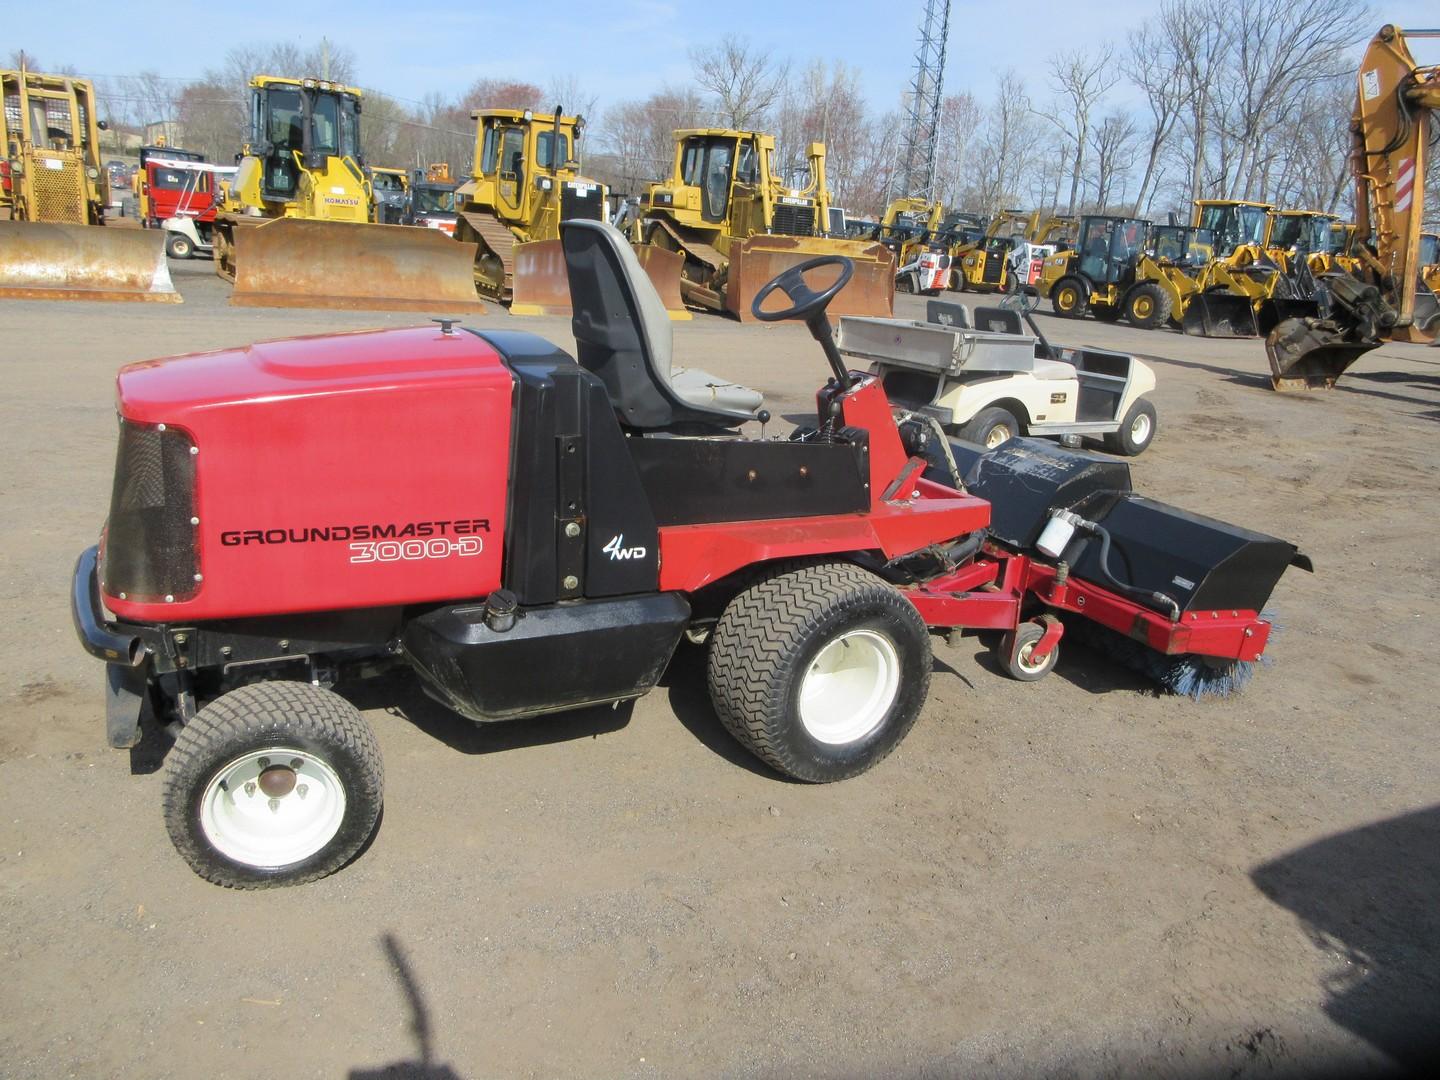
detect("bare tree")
[1164,0,1232,204]
[932,91,983,210]
[1043,47,1119,215]
[594,87,704,193]
[970,71,1044,219]
[690,36,789,129]
[1089,112,1141,210]
[1127,19,1189,215]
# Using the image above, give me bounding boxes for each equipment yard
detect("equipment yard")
[3,264,1438,1077]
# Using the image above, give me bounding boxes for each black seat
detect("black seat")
[926,299,971,328]
[972,306,1024,335]
[561,220,755,433]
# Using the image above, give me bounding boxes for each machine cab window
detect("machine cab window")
[261,86,303,197]
[500,128,525,180]
[535,131,569,170]
[679,136,737,223]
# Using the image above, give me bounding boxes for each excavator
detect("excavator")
[0,68,177,302]
[635,128,893,320]
[214,75,482,312]
[452,106,650,316]
[1267,24,1440,390]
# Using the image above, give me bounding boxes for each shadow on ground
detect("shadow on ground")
[1251,805,1440,1074]
[349,933,465,1080]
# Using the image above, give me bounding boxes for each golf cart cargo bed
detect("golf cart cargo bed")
[836,317,1038,375]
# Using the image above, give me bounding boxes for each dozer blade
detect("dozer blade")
[229,218,486,312]
[1265,318,1379,391]
[633,245,691,320]
[726,237,894,322]
[0,220,179,302]
[1181,292,1258,337]
[1256,297,1319,338]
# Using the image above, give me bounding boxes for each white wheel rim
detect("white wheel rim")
[1016,638,1051,674]
[199,747,347,868]
[799,629,901,745]
[1130,412,1152,444]
[985,423,1012,449]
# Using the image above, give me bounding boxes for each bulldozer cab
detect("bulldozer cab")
[239,77,365,218]
[467,108,594,227]
[1149,225,1213,268]
[1193,200,1272,260]
[1076,215,1148,285]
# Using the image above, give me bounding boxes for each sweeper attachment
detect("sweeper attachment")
[71,222,1308,888]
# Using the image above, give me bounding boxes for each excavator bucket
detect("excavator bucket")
[1181,292,1258,338]
[508,236,693,320]
[1256,296,1319,338]
[229,218,487,312]
[1265,318,1378,391]
[0,220,179,302]
[727,237,894,322]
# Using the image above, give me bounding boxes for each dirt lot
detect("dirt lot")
[3,261,1438,1078]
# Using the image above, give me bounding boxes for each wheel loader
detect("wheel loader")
[0,68,177,302]
[214,75,483,313]
[1178,199,1312,337]
[69,222,1308,888]
[636,129,893,321]
[1267,24,1440,389]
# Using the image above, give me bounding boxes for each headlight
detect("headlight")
[87,166,99,179]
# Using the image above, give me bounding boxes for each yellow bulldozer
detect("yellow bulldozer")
[635,128,893,321]
[214,75,482,312]
[452,106,632,316]
[0,68,177,302]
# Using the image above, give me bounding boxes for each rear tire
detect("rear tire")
[165,232,193,259]
[707,562,932,783]
[162,681,383,888]
[1123,283,1173,329]
[959,406,1021,449]
[1051,277,1088,318]
[1103,397,1157,456]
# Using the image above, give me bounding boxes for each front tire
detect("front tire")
[1051,277,1088,318]
[708,562,932,783]
[1103,397,1157,456]
[162,681,383,888]
[1123,282,1173,329]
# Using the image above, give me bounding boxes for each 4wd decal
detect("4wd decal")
[603,534,647,561]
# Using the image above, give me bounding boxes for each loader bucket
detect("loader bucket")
[1256,296,1319,338]
[1181,292,1258,338]
[726,237,894,322]
[0,220,179,302]
[229,218,487,312]
[1265,318,1378,391]
[633,245,691,321]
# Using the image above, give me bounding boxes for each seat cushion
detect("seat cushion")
[671,367,764,413]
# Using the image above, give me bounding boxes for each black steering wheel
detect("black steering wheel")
[999,284,1040,313]
[750,255,854,323]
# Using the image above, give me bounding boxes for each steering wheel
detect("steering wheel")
[750,255,854,323]
[999,285,1040,313]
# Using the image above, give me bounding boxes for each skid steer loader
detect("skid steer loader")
[214,75,483,313]
[0,69,177,302]
[876,197,948,295]
[636,129,893,321]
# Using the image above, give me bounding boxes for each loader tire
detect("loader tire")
[1051,277,1088,318]
[162,681,383,889]
[1104,397,1157,456]
[1124,283,1173,329]
[707,562,931,783]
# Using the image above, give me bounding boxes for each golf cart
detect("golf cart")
[836,291,1158,454]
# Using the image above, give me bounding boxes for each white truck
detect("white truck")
[836,296,1158,455]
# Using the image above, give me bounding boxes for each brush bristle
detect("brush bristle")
[1063,615,1274,701]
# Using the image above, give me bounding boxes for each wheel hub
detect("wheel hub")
[258,764,298,798]
[200,747,346,868]
[798,629,900,745]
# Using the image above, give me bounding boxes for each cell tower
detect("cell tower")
[898,0,952,202]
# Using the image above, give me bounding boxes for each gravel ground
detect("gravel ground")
[2,259,1437,1078]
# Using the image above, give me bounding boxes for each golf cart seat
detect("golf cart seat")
[926,299,971,328]
[972,306,1023,335]
[561,220,762,433]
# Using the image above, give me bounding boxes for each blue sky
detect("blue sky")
[11,0,1440,116]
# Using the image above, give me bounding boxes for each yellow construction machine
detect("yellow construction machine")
[453,106,631,316]
[214,75,482,312]
[0,68,177,302]
[1420,232,1439,294]
[952,209,1036,292]
[636,129,893,320]
[1267,24,1440,389]
[875,197,949,295]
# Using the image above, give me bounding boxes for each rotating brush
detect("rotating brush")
[1063,613,1280,701]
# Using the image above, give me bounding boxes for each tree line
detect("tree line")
[16,0,1439,229]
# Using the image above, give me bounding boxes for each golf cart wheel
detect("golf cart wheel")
[1123,283,1173,330]
[707,562,931,783]
[162,681,383,889]
[959,406,1021,449]
[1103,397,1157,456]
[996,621,1059,681]
[1051,277,1088,318]
[165,232,193,259]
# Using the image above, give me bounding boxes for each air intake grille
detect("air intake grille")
[31,153,85,222]
[771,203,816,237]
[561,182,605,222]
[102,420,199,603]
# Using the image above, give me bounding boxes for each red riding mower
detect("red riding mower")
[73,221,1310,888]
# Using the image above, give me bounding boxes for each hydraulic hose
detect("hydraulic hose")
[1087,521,1182,622]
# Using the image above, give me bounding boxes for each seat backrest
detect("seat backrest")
[972,306,1024,335]
[561,220,753,432]
[926,299,971,328]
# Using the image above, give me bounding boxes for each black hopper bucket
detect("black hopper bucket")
[1183,291,1258,338]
